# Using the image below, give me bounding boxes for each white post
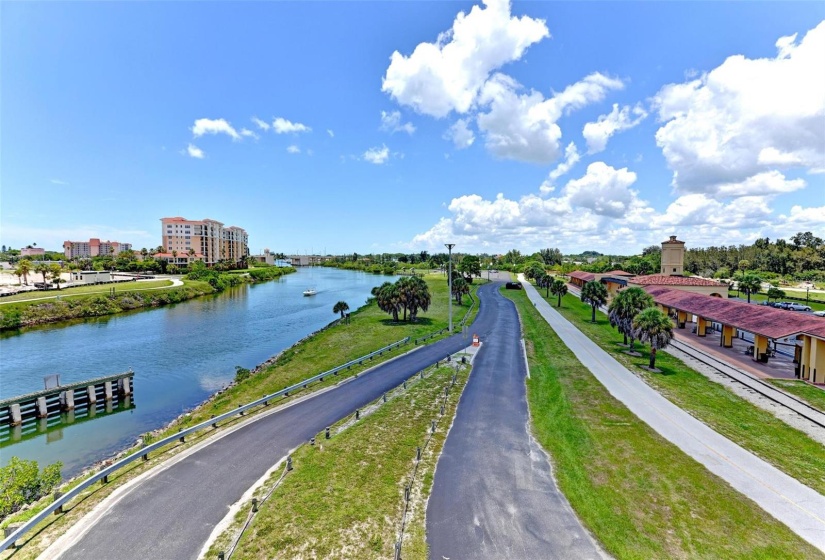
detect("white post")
[445,243,455,333]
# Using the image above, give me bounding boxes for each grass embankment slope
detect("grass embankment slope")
[0,275,482,557]
[0,280,173,303]
[505,288,822,559]
[544,290,825,497]
[766,378,825,412]
[177,273,481,431]
[211,362,469,560]
[0,268,295,331]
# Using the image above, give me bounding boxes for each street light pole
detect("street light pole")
[445,243,455,333]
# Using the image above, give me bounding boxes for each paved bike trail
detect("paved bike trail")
[50,290,496,560]
[427,282,605,559]
[522,277,825,552]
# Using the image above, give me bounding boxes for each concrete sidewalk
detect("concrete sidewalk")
[521,277,825,552]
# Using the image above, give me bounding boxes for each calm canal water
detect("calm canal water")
[0,268,396,477]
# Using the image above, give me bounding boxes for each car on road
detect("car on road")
[813,310,825,317]
[505,281,523,290]
[786,302,812,312]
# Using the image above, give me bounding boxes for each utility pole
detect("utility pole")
[445,243,455,333]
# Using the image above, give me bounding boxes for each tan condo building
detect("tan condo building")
[63,239,132,259]
[159,217,248,266]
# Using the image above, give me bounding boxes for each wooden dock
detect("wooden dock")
[0,371,133,426]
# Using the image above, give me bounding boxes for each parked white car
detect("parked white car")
[786,302,812,312]
[813,310,825,317]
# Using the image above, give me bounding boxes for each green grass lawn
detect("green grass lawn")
[541,289,825,498]
[728,289,825,311]
[504,288,823,559]
[213,362,468,560]
[0,276,482,558]
[0,280,174,304]
[767,379,825,412]
[175,274,482,431]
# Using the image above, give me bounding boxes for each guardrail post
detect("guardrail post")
[419,370,423,380]
[238,404,244,416]
[440,404,445,415]
[445,386,449,397]
[102,475,109,484]
[394,541,401,560]
[452,373,456,386]
[431,420,436,434]
[218,552,225,560]
[403,380,407,389]
[252,498,258,513]
[416,447,421,461]
[287,456,293,471]
[355,409,360,420]
[404,485,410,502]
[383,393,387,403]
[54,491,64,514]
[211,415,218,429]
[3,524,21,548]
[310,437,315,446]
[325,426,331,439]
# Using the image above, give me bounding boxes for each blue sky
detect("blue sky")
[2,1,823,255]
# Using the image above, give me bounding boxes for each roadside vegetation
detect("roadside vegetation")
[212,362,469,560]
[0,275,482,557]
[767,379,825,412]
[0,266,295,331]
[505,288,823,559]
[0,458,62,520]
[540,289,825,497]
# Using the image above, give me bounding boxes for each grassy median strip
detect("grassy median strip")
[545,291,825,497]
[505,288,822,559]
[0,276,481,557]
[210,362,469,560]
[0,280,174,304]
[767,379,825,412]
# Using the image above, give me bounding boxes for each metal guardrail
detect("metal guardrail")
[0,337,410,553]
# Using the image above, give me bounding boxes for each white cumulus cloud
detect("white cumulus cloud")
[583,103,647,153]
[475,72,623,163]
[286,145,301,154]
[186,144,205,159]
[240,128,259,140]
[653,21,825,197]
[363,145,390,164]
[444,119,475,149]
[191,118,241,140]
[251,117,270,131]
[541,142,580,193]
[382,0,549,118]
[272,117,311,134]
[380,110,416,135]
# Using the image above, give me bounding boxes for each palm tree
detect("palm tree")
[375,282,400,322]
[536,273,552,297]
[407,276,431,322]
[49,263,64,290]
[581,280,608,323]
[15,260,32,285]
[333,301,350,322]
[550,279,567,307]
[632,307,674,370]
[452,277,469,305]
[34,262,50,286]
[608,287,654,349]
[738,273,762,304]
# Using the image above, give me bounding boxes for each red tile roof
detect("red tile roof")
[645,287,825,339]
[603,269,633,276]
[630,274,725,287]
[569,271,595,282]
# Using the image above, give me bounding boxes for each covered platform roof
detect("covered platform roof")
[645,287,825,340]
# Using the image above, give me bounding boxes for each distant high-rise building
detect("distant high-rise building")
[63,238,132,259]
[159,217,248,265]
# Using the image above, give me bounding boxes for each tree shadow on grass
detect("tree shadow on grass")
[378,317,435,327]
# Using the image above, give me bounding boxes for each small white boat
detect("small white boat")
[303,288,317,296]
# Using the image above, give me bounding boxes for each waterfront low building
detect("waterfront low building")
[70,271,112,284]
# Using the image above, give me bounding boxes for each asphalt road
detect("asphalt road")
[427,282,605,560]
[52,285,497,560]
[522,277,825,553]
